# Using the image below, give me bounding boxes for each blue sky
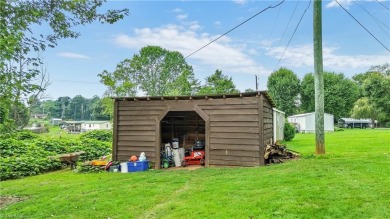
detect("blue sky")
[34,0,390,99]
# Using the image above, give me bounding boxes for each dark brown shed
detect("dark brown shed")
[112,91,275,169]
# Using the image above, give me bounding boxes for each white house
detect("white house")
[81,121,112,133]
[273,108,285,141]
[288,112,334,133]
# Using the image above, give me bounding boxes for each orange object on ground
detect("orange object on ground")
[91,160,107,166]
[130,156,137,162]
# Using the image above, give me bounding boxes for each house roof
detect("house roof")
[82,121,110,124]
[288,112,333,118]
[112,91,276,107]
[64,121,110,124]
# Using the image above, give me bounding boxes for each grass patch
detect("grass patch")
[1,129,389,218]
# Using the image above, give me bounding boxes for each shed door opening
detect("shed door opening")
[160,111,205,169]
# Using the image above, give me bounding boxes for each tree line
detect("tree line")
[267,64,390,125]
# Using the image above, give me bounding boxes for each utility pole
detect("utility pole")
[313,0,325,154]
[255,75,258,91]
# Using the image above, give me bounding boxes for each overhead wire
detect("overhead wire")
[375,0,390,11]
[273,0,312,71]
[267,1,284,48]
[354,1,390,38]
[184,0,285,59]
[277,0,301,46]
[335,0,390,52]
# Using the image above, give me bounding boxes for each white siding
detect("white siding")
[273,108,285,141]
[288,112,334,133]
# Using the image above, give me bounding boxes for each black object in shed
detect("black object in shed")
[112,91,275,169]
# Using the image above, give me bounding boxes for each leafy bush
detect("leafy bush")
[0,156,61,180]
[386,122,390,128]
[79,130,112,142]
[284,122,296,141]
[75,164,105,173]
[0,130,39,140]
[0,135,111,180]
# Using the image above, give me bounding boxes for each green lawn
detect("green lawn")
[39,126,79,139]
[1,129,389,218]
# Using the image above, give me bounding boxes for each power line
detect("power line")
[278,0,300,46]
[274,0,312,71]
[267,1,284,48]
[184,0,285,59]
[375,0,390,11]
[354,1,390,38]
[335,0,390,52]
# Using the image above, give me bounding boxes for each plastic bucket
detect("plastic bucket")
[120,162,128,173]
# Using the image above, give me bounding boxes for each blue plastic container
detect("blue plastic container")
[127,160,149,172]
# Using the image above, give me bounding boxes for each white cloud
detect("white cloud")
[171,8,183,13]
[214,21,222,26]
[325,0,382,8]
[265,43,389,70]
[233,0,248,5]
[57,52,90,59]
[113,24,270,75]
[176,14,188,21]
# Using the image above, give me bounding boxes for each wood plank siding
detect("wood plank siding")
[113,91,275,168]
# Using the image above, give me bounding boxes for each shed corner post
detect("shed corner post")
[194,105,210,167]
[155,106,169,170]
[112,100,119,161]
[258,94,265,166]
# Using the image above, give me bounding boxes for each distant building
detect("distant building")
[338,118,374,128]
[50,118,62,125]
[288,112,334,133]
[32,114,48,119]
[81,121,112,133]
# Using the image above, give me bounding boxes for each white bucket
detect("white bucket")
[120,162,128,173]
[173,149,181,167]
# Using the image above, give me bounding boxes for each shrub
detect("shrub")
[0,156,62,180]
[79,130,112,142]
[385,122,390,128]
[284,122,296,141]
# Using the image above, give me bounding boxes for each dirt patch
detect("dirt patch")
[0,196,26,209]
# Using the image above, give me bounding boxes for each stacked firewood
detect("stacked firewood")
[264,141,299,164]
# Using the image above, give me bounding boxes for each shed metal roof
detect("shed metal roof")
[112,91,276,107]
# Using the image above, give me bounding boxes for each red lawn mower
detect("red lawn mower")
[181,141,205,167]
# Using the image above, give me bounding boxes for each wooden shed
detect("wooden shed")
[112,91,275,169]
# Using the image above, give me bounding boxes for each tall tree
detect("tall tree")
[99,45,197,97]
[0,0,128,131]
[198,70,239,95]
[267,67,300,116]
[350,97,386,127]
[301,72,359,120]
[362,72,390,120]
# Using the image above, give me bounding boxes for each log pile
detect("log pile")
[264,142,299,164]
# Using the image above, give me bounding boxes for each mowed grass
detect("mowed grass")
[1,129,389,218]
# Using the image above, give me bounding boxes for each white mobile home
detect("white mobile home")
[288,112,334,133]
[81,121,112,133]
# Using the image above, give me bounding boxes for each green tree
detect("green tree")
[301,72,359,120]
[0,0,128,131]
[267,68,300,116]
[198,70,239,95]
[350,97,386,127]
[362,72,390,121]
[99,46,196,97]
[98,59,137,97]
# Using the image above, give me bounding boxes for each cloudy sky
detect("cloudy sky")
[33,0,390,99]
